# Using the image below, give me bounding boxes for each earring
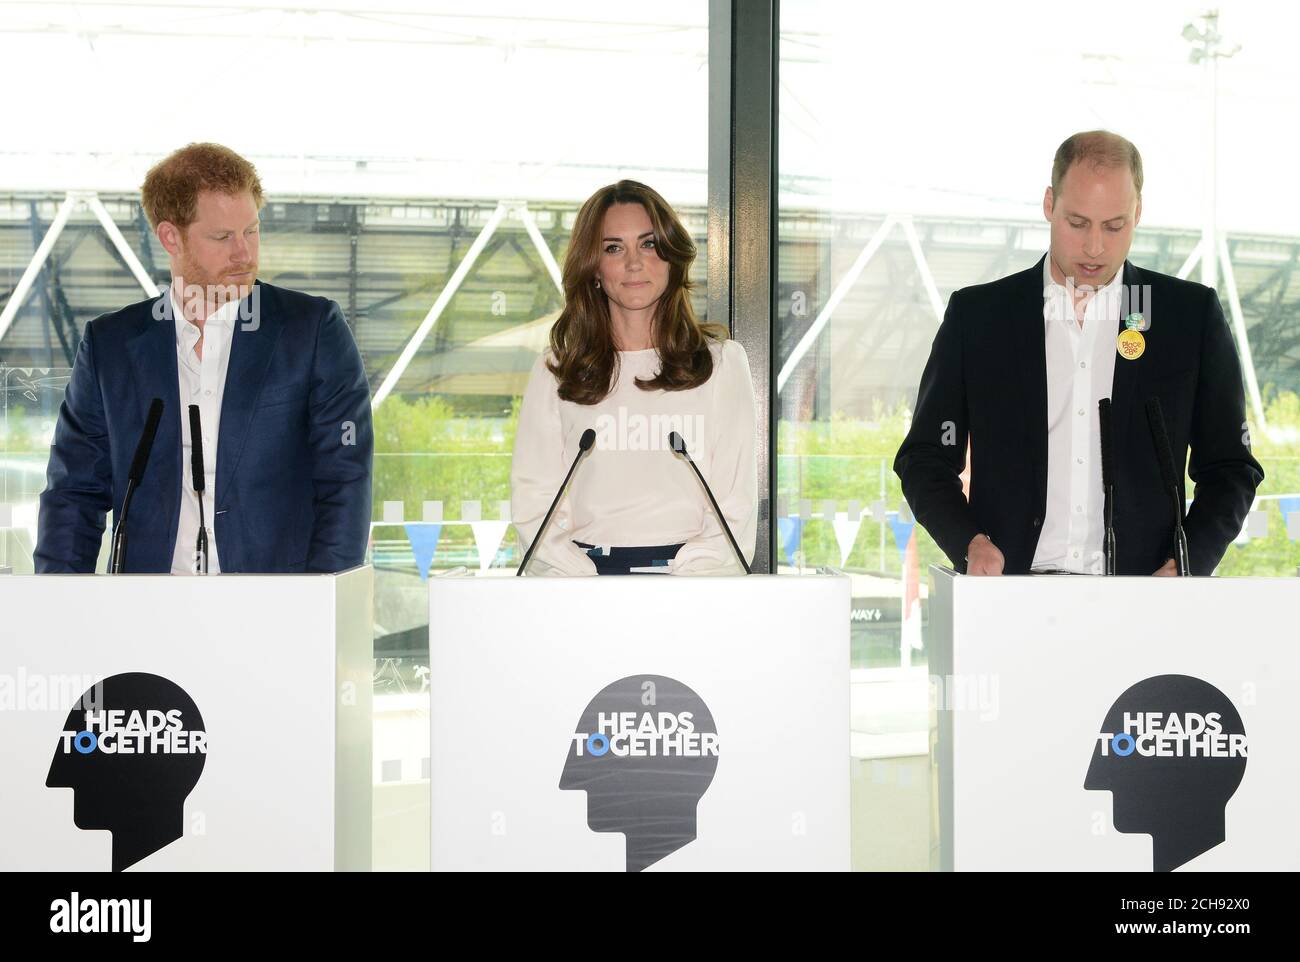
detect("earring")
[594,279,601,289]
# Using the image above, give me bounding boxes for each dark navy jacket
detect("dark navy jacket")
[35,281,373,573]
[894,258,1264,576]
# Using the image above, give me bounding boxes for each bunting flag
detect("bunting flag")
[1281,497,1300,541]
[776,516,804,569]
[887,514,915,561]
[470,520,510,572]
[831,514,862,568]
[403,523,443,580]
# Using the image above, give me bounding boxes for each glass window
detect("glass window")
[1,1,710,869]
[779,0,1300,869]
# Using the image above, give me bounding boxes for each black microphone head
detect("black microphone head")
[579,428,596,452]
[1097,398,1114,488]
[128,398,165,481]
[188,404,206,493]
[668,431,687,455]
[1144,397,1178,489]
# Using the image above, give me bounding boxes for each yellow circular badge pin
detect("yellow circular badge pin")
[1117,329,1145,360]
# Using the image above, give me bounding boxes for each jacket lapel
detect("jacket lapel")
[1019,256,1049,507]
[125,295,182,556]
[216,281,283,505]
[1108,261,1146,475]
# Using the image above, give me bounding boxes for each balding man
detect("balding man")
[895,131,1263,576]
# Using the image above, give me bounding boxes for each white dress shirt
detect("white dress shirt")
[1032,255,1124,573]
[169,287,241,575]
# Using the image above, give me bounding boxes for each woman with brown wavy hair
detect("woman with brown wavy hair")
[510,180,756,575]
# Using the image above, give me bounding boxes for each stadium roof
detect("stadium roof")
[1,193,1295,421]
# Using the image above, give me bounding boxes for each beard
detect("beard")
[173,249,257,317]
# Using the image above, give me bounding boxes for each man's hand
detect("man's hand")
[1152,558,1178,576]
[966,533,1004,576]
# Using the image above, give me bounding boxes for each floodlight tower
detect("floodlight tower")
[1182,10,1240,292]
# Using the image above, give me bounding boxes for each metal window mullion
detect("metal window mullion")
[711,0,777,574]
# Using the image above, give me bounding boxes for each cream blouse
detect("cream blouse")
[510,339,757,575]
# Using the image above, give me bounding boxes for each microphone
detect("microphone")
[1144,398,1191,576]
[516,428,596,576]
[668,430,751,575]
[188,405,210,575]
[1098,398,1116,576]
[109,397,164,574]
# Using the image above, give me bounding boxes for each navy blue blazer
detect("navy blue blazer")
[895,258,1264,576]
[35,281,374,574]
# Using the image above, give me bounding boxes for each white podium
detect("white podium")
[429,575,850,871]
[0,567,373,871]
[929,565,1300,871]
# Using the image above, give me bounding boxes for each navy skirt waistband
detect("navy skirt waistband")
[574,541,685,576]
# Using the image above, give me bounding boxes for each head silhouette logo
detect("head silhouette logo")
[560,675,719,872]
[47,673,207,871]
[1084,674,1247,871]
